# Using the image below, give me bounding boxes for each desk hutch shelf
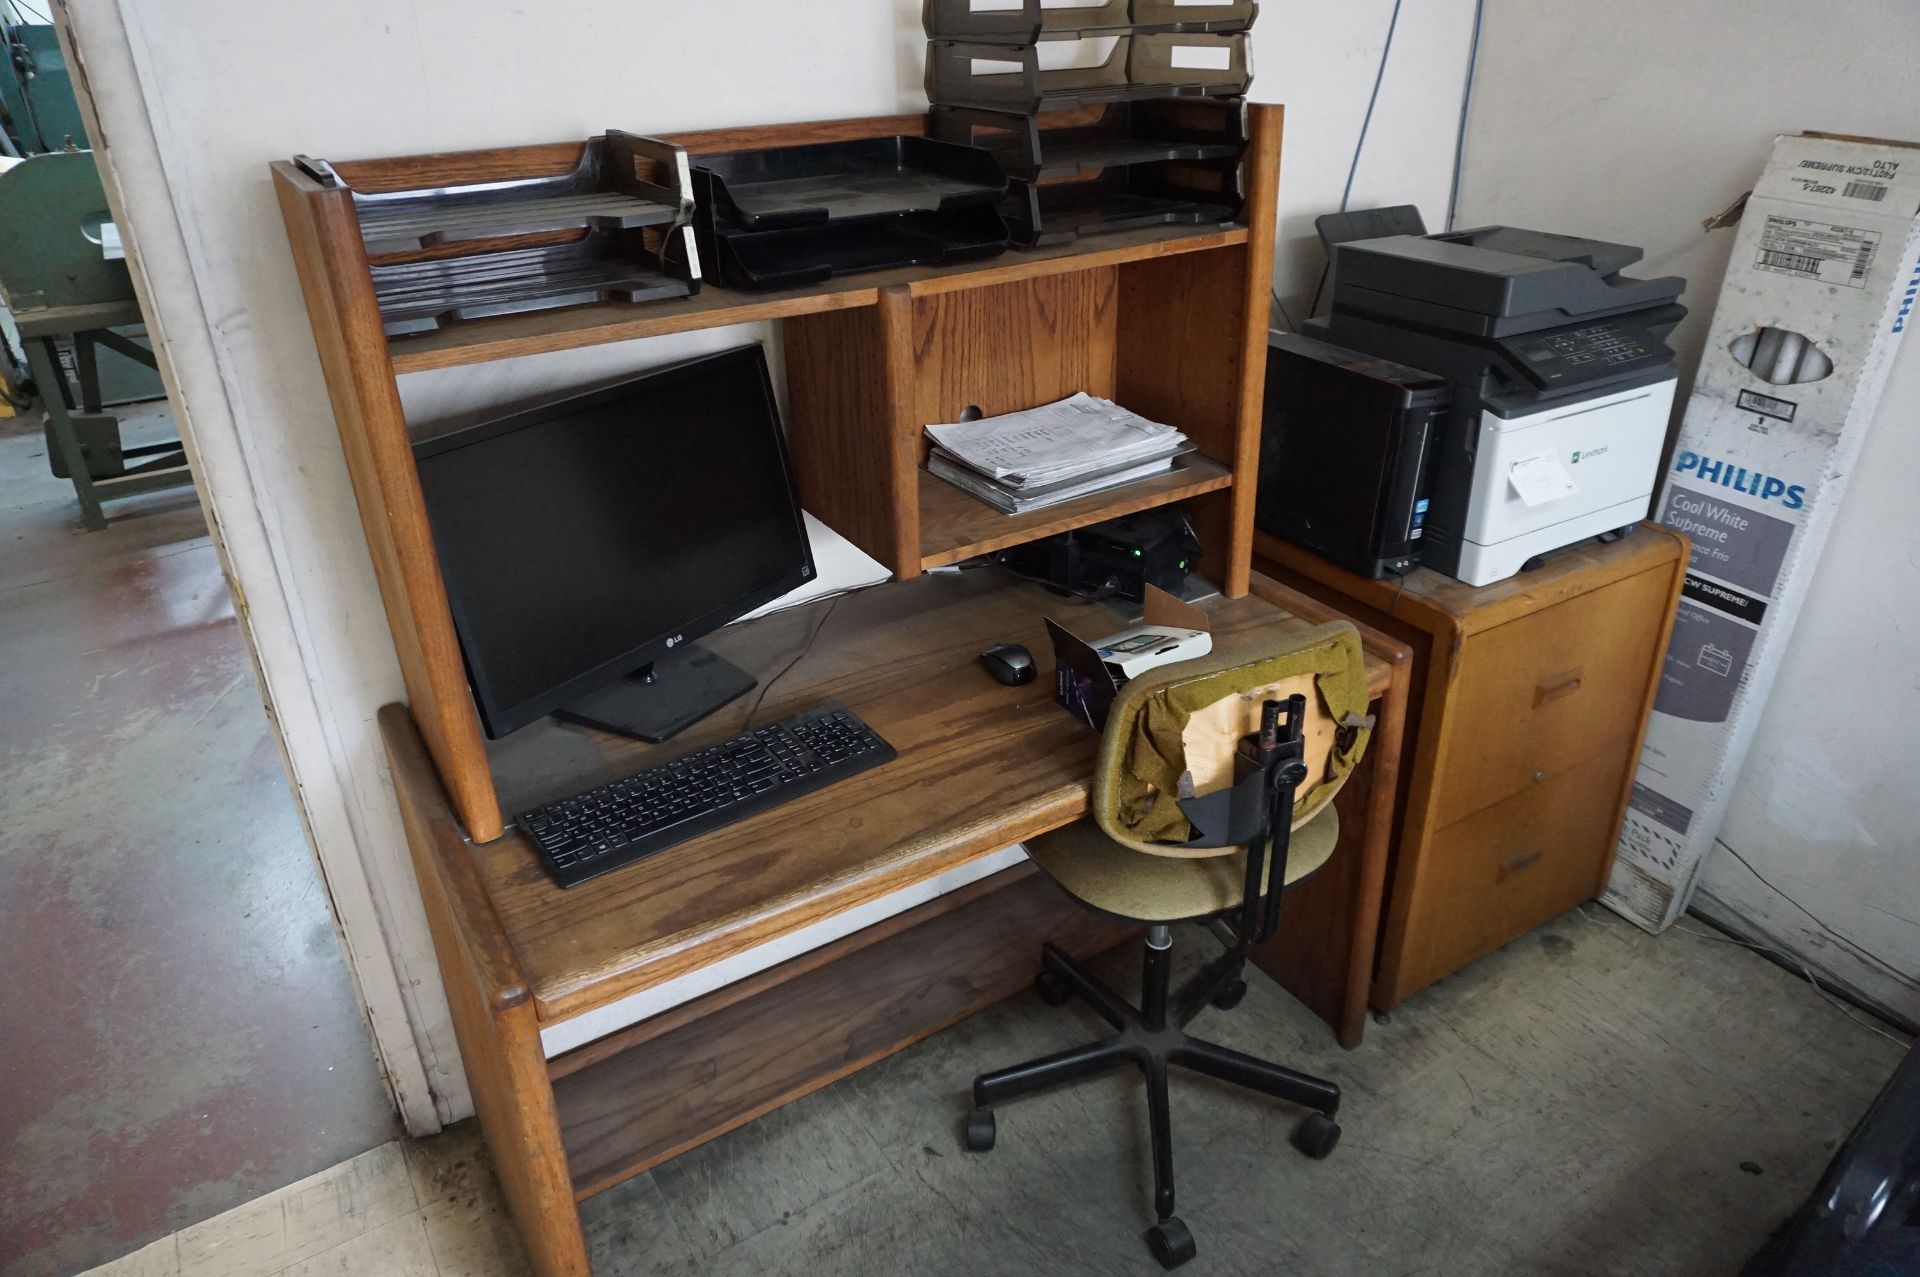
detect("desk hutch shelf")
[273,106,1283,846]
[275,106,1306,1277]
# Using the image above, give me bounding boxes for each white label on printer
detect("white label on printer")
[1754,215,1880,289]
[1169,45,1233,70]
[1509,452,1579,508]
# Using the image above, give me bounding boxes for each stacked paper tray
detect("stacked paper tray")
[344,132,696,254]
[692,136,1009,291]
[925,33,1251,115]
[1001,157,1243,246]
[923,0,1256,42]
[296,131,702,337]
[922,5,1254,248]
[369,233,695,336]
[931,98,1247,182]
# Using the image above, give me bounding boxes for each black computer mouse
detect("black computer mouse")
[980,643,1036,687]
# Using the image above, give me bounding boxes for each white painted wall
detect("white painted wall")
[1266,1,1480,318]
[1455,0,1920,1025]
[73,0,1476,1130]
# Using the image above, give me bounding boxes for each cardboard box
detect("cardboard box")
[1604,133,1920,931]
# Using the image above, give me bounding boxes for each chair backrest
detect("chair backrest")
[1088,620,1370,859]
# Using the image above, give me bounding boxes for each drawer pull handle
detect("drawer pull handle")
[1535,667,1585,707]
[1498,849,1543,882]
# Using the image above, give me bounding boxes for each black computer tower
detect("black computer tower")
[1255,333,1450,579]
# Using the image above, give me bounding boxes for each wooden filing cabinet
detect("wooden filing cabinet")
[1254,523,1688,1008]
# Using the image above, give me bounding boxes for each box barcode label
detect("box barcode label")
[1843,180,1887,202]
[1755,214,1881,289]
[1760,250,1820,274]
[1736,388,1797,422]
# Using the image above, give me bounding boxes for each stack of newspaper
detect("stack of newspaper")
[924,393,1191,515]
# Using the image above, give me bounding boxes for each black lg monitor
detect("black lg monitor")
[412,344,816,742]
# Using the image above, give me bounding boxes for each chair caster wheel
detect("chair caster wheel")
[963,1107,996,1152]
[1210,978,1248,1010]
[1034,968,1073,1006]
[1147,1216,1197,1269]
[1293,1112,1341,1159]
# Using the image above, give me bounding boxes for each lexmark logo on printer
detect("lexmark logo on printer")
[1672,450,1806,509]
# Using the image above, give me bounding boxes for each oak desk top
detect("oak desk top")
[457,570,1389,1024]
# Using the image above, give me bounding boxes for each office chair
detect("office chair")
[962,623,1372,1269]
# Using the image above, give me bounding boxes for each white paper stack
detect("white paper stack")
[924,393,1191,515]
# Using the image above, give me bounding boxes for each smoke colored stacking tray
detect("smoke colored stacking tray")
[925,33,1250,115]
[923,0,1256,41]
[295,131,701,336]
[1001,157,1243,246]
[692,136,1009,291]
[367,232,695,336]
[922,3,1255,249]
[931,98,1246,182]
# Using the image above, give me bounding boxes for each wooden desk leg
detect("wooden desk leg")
[442,990,588,1277]
[1245,580,1412,1047]
[389,707,590,1277]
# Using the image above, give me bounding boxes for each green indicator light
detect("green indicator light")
[1134,548,1143,556]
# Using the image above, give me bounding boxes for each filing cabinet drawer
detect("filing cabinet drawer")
[1400,747,1630,994]
[1433,566,1672,828]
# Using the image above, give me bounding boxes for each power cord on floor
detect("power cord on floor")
[1666,916,1913,1050]
[1574,901,1913,1047]
[1713,837,1919,989]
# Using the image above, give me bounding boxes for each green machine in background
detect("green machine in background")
[1,10,89,153]
[0,149,191,529]
[0,4,185,528]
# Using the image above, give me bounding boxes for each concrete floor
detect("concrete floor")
[570,906,1909,1277]
[87,902,1911,1277]
[0,403,397,1277]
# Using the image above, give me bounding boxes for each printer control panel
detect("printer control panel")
[1509,321,1666,390]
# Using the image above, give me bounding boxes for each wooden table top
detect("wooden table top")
[1255,523,1690,637]
[468,570,1390,1023]
[10,298,147,338]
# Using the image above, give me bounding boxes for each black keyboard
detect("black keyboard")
[518,701,897,888]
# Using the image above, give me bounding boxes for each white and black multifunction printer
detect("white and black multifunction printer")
[1310,226,1686,586]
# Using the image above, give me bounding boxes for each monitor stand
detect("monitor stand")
[553,643,756,743]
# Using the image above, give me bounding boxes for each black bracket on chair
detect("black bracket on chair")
[1175,694,1308,948]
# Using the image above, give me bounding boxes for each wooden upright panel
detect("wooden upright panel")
[908,268,1120,439]
[273,164,503,841]
[1114,103,1284,598]
[784,292,919,576]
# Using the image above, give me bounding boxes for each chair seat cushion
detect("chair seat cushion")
[1024,804,1340,924]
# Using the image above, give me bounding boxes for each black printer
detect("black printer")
[1307,226,1687,585]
